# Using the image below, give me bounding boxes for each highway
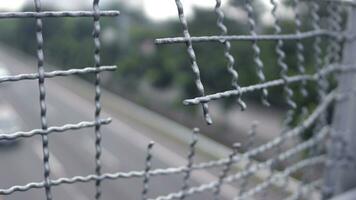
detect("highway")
[0,48,234,200]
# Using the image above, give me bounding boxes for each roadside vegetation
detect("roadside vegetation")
[0,1,338,139]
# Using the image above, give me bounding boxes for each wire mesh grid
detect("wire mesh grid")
[0,0,355,200]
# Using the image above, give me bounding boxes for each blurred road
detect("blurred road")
[0,48,238,200]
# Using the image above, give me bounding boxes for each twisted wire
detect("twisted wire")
[214,0,246,110]
[180,128,199,200]
[311,3,329,171]
[0,10,119,18]
[323,1,343,94]
[92,0,103,198]
[155,29,345,45]
[0,92,335,196]
[271,0,296,112]
[0,66,116,83]
[174,0,212,124]
[322,128,347,198]
[0,1,353,199]
[213,143,240,200]
[314,0,338,173]
[236,127,328,200]
[182,64,354,105]
[245,0,270,106]
[272,0,307,192]
[293,109,312,200]
[311,1,324,102]
[266,2,305,196]
[235,156,326,200]
[0,118,111,140]
[324,2,337,67]
[142,142,155,200]
[293,0,308,98]
[34,0,52,199]
[285,180,322,200]
[0,135,325,199]
[321,5,345,198]
[151,129,328,200]
[155,29,355,45]
[330,2,343,63]
[238,122,258,197]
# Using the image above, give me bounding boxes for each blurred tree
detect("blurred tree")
[0,1,336,122]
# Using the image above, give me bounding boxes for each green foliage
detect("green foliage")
[0,2,334,120]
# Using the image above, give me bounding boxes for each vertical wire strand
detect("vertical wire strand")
[34,0,52,199]
[271,0,297,116]
[324,2,337,68]
[321,2,344,198]
[214,0,247,110]
[292,7,311,192]
[292,6,311,197]
[142,141,155,200]
[238,121,258,197]
[174,0,212,125]
[311,6,328,188]
[294,108,312,200]
[213,143,240,200]
[311,1,324,105]
[244,0,270,107]
[93,0,103,199]
[180,128,199,200]
[330,3,343,64]
[262,1,298,198]
[311,0,327,147]
[293,0,308,99]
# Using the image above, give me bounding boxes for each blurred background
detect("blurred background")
[0,0,338,199]
[0,0,330,145]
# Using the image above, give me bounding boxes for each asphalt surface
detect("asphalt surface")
[0,48,233,200]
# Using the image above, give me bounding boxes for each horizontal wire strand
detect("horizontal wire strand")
[183,65,355,105]
[0,130,328,197]
[0,93,336,195]
[0,118,111,140]
[0,66,116,83]
[155,30,346,45]
[0,10,119,18]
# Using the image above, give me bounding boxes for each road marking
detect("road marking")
[32,141,89,200]
[80,136,120,169]
[46,78,239,198]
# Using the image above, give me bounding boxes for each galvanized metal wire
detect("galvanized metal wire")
[244,0,270,107]
[92,0,103,199]
[0,0,354,200]
[214,0,247,111]
[174,0,212,125]
[0,0,120,199]
[33,0,52,199]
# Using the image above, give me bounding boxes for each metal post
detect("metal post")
[324,4,356,198]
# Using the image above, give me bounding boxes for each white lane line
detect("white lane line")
[46,77,239,198]
[32,141,89,200]
[108,119,239,198]
[80,136,120,169]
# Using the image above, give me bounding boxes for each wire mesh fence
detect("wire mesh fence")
[0,0,355,200]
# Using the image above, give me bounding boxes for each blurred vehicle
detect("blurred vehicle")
[0,104,21,146]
